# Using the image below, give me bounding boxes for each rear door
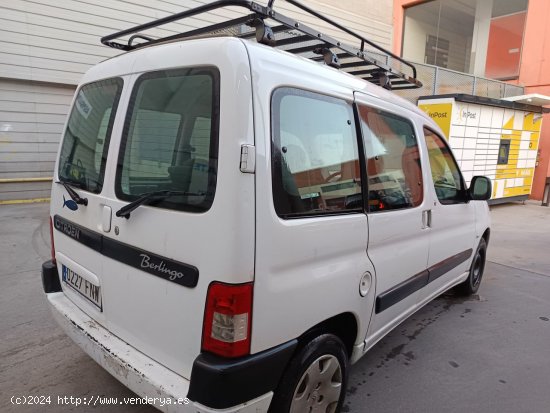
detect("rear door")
[354,94,431,344]
[53,39,255,379]
[53,77,123,325]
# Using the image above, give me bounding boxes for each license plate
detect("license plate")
[62,265,102,311]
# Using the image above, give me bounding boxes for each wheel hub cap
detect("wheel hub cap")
[290,354,342,413]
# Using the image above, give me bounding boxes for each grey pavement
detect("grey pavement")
[344,201,550,413]
[0,203,154,413]
[0,201,549,413]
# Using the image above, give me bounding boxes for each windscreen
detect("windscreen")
[58,78,123,193]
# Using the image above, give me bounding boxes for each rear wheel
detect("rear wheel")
[269,334,349,413]
[455,238,487,296]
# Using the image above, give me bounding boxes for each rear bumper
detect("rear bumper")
[42,260,61,293]
[46,292,273,413]
[188,340,297,409]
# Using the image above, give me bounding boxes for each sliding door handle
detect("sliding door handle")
[422,209,432,229]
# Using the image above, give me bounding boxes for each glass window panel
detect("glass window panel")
[485,11,526,79]
[403,0,528,79]
[491,0,528,18]
[116,68,219,212]
[424,127,466,203]
[271,88,362,218]
[402,0,475,73]
[58,78,123,193]
[358,105,423,212]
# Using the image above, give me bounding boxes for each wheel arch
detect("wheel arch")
[296,312,358,358]
[481,227,490,245]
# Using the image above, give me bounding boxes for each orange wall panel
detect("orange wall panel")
[519,0,550,87]
[484,13,526,80]
[521,0,550,200]
[526,85,550,200]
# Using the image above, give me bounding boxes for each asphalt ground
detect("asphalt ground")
[1,201,549,413]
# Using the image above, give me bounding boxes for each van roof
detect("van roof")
[83,35,433,127]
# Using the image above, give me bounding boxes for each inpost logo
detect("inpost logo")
[461,109,476,120]
[427,110,448,119]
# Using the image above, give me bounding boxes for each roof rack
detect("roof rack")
[100,0,422,90]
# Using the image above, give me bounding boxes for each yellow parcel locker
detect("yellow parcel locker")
[418,94,543,204]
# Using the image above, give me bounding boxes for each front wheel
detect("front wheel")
[269,334,349,413]
[455,238,487,296]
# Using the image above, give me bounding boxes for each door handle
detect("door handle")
[102,205,112,232]
[422,209,432,229]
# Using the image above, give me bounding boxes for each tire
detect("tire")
[455,238,487,296]
[269,334,349,413]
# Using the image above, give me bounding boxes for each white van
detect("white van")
[41,1,491,412]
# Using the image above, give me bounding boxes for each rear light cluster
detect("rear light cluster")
[49,216,56,264]
[202,282,253,358]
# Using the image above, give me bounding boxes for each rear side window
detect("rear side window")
[271,88,362,218]
[116,67,220,212]
[58,78,123,193]
[358,105,423,212]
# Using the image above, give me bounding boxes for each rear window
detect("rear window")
[58,78,123,193]
[115,67,220,212]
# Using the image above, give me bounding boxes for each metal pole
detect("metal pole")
[543,177,550,207]
[433,66,438,95]
[0,177,52,183]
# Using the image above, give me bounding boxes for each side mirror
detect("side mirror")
[469,176,492,201]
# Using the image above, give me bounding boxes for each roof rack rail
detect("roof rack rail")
[100,0,422,90]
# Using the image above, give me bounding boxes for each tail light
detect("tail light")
[202,282,253,358]
[49,216,56,264]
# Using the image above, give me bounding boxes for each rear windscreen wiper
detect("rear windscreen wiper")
[56,180,88,206]
[115,190,204,219]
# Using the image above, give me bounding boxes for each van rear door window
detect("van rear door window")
[58,78,123,193]
[115,68,220,212]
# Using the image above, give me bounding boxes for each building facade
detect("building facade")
[393,0,550,201]
[4,0,547,202]
[0,0,394,202]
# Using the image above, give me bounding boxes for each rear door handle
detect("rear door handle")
[102,205,112,232]
[422,209,432,229]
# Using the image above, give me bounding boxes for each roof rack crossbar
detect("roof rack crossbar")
[273,34,315,47]
[284,42,327,55]
[347,68,385,77]
[240,24,288,39]
[340,60,371,69]
[391,80,414,86]
[100,0,421,90]
[311,52,348,62]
